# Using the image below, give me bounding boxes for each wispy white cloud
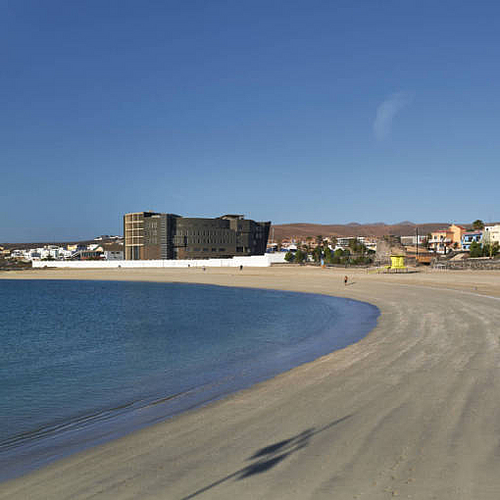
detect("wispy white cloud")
[373,91,414,141]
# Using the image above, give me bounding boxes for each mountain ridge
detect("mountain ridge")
[270,222,450,240]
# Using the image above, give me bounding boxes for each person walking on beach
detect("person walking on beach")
[344,275,348,286]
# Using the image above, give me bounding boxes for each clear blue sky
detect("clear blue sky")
[2,0,500,241]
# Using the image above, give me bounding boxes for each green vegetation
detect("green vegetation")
[295,249,306,264]
[469,240,499,258]
[285,235,375,265]
[328,248,350,265]
[472,219,485,230]
[469,241,482,257]
[284,249,307,264]
[312,245,323,263]
[484,242,499,258]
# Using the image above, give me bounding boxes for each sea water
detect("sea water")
[0,280,379,481]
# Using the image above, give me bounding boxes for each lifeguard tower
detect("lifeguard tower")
[387,254,407,272]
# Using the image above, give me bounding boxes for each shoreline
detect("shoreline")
[0,282,379,484]
[1,267,500,499]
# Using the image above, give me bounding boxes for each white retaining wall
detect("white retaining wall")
[32,253,286,269]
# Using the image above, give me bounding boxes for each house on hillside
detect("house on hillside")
[67,244,87,253]
[71,245,104,260]
[336,237,357,248]
[429,229,452,254]
[461,231,483,251]
[429,224,466,253]
[449,224,466,249]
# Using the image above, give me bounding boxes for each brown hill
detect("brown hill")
[270,222,449,241]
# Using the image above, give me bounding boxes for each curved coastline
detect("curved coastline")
[1,267,500,499]
[0,281,379,483]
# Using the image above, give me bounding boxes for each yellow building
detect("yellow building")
[449,224,466,249]
[430,224,466,253]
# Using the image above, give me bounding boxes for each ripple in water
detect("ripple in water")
[0,280,379,481]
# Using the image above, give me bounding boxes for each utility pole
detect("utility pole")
[416,226,419,265]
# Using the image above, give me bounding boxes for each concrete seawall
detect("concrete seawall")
[31,254,286,269]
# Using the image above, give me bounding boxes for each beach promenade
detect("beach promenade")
[1,266,500,499]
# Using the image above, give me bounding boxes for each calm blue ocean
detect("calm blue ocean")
[0,280,379,481]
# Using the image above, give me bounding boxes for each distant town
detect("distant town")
[274,221,500,269]
[1,217,499,270]
[0,235,124,266]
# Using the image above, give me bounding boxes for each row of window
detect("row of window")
[176,238,234,244]
[177,229,230,237]
[189,248,226,252]
[186,247,248,253]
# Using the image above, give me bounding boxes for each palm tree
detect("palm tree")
[472,219,485,230]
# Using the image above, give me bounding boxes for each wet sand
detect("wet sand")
[1,266,500,499]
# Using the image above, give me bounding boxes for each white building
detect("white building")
[400,235,428,246]
[10,245,74,262]
[483,224,500,245]
[336,236,377,250]
[104,250,124,260]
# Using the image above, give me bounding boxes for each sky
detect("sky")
[2,0,500,241]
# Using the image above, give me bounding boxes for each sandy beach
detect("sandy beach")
[1,266,500,499]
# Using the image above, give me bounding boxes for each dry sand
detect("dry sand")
[1,266,500,499]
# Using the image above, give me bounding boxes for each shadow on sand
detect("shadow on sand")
[180,414,352,499]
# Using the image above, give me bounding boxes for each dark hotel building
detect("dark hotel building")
[124,212,271,260]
